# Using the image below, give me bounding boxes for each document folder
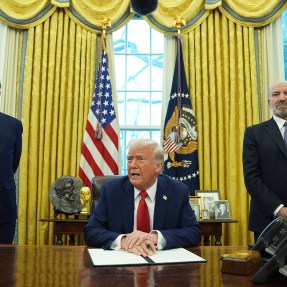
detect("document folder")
[88,248,206,267]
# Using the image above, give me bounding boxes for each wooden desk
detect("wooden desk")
[0,244,286,287]
[40,218,238,246]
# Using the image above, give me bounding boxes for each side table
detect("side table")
[40,218,88,245]
[199,219,238,246]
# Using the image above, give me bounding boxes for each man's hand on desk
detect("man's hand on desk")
[121,231,158,257]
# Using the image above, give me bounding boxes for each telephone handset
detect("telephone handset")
[252,216,287,256]
[251,216,287,283]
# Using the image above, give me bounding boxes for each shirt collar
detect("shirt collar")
[273,115,286,129]
[134,180,158,202]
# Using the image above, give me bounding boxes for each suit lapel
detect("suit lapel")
[153,177,170,229]
[0,113,7,141]
[121,181,134,232]
[264,118,287,158]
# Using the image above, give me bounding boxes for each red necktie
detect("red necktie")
[137,190,150,232]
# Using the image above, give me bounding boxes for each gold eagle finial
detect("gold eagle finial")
[100,16,111,35]
[173,16,186,34]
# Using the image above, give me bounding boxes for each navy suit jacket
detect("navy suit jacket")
[0,112,22,224]
[84,174,201,249]
[243,118,287,234]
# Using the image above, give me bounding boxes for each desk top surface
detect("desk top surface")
[0,244,286,287]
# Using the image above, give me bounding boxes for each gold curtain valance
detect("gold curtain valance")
[0,0,287,33]
[145,0,210,35]
[0,0,134,32]
[0,1,56,29]
[219,0,287,28]
[145,0,287,35]
[64,0,134,33]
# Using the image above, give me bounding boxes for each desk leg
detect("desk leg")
[203,234,211,246]
[55,234,63,245]
[214,233,222,246]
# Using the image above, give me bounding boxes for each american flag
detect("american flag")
[79,36,119,188]
[163,134,178,152]
[162,36,199,195]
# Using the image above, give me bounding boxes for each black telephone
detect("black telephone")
[251,216,287,283]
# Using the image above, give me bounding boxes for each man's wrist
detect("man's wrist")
[147,231,158,244]
[120,235,127,249]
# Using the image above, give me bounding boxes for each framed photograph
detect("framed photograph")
[191,204,200,219]
[189,196,201,208]
[214,200,231,219]
[195,190,220,219]
[202,209,210,219]
[189,196,202,219]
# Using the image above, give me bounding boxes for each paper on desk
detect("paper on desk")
[88,249,148,266]
[88,248,206,266]
[149,248,206,263]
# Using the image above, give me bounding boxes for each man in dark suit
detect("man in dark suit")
[84,139,201,256]
[243,81,287,242]
[0,81,23,244]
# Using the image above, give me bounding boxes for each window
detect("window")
[113,18,164,174]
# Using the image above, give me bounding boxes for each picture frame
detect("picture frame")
[195,190,220,219]
[201,209,210,220]
[214,200,231,219]
[189,196,202,219]
[189,196,201,208]
[191,204,200,219]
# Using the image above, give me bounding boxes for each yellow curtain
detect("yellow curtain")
[17,9,97,244]
[182,10,261,246]
[1,1,286,32]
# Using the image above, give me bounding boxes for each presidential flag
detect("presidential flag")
[79,35,119,188]
[162,36,199,195]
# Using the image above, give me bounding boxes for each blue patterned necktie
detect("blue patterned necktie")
[284,122,287,149]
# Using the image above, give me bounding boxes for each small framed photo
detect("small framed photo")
[195,190,220,219]
[189,196,201,219]
[191,204,200,219]
[202,209,210,219]
[214,200,231,219]
[189,196,201,208]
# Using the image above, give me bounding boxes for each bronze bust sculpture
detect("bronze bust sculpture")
[50,176,83,216]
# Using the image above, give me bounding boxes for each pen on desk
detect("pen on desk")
[146,244,153,252]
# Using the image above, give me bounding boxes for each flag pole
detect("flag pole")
[95,16,112,140]
[79,15,119,187]
[172,16,186,143]
[162,16,199,194]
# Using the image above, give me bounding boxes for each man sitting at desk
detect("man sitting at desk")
[84,139,201,257]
